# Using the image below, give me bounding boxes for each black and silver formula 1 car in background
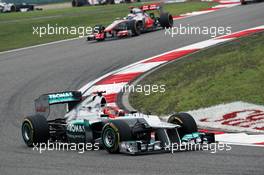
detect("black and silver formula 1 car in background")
[21,91,215,155]
[240,0,264,5]
[87,3,174,41]
[72,0,138,7]
[0,0,34,13]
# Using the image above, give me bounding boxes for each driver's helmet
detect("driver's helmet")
[126,14,135,19]
[130,8,142,15]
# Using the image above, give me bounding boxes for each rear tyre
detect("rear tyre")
[28,5,34,11]
[167,113,197,139]
[107,0,115,4]
[10,5,16,12]
[240,0,247,4]
[21,115,49,147]
[101,120,132,153]
[159,13,173,28]
[72,0,87,7]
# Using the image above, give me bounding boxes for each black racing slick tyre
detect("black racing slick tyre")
[168,113,198,138]
[72,0,87,7]
[107,0,115,4]
[159,12,173,28]
[21,115,49,147]
[10,5,16,12]
[101,120,132,153]
[240,0,247,4]
[128,20,141,36]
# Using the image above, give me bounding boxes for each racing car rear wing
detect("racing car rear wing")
[139,3,162,12]
[34,91,82,118]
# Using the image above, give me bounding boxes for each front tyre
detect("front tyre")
[168,113,197,139]
[128,20,141,36]
[21,115,49,147]
[159,13,173,28]
[101,120,132,153]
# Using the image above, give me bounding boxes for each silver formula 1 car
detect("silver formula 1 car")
[0,0,15,12]
[21,91,215,155]
[87,3,173,41]
[0,1,34,13]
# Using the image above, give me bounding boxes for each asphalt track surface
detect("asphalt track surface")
[0,3,264,175]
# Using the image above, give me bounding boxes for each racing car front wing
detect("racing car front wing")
[119,132,215,155]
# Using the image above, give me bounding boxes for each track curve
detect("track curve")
[0,3,264,175]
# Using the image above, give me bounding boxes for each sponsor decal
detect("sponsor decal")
[48,92,74,104]
[182,132,201,141]
[141,4,159,11]
[67,124,85,133]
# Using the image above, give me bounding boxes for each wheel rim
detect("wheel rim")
[22,122,32,142]
[103,128,116,148]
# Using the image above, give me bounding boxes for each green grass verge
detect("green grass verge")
[130,32,264,115]
[0,1,216,52]
[6,0,71,5]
